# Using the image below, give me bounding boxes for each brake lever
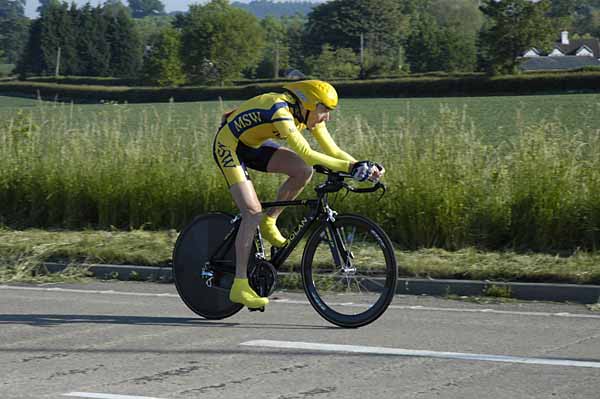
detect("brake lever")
[340,184,351,201]
[376,182,386,201]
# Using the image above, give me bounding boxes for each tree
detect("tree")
[303,0,408,76]
[16,18,44,76]
[548,0,586,17]
[577,7,600,36]
[39,2,79,75]
[142,26,185,86]
[430,0,480,72]
[566,1,600,36]
[281,14,306,73]
[441,28,477,72]
[133,15,174,47]
[479,0,556,74]
[0,0,30,64]
[76,4,111,76]
[405,12,444,73]
[179,0,265,84]
[128,0,165,18]
[0,0,24,15]
[104,1,143,77]
[305,44,360,79]
[429,0,483,36]
[36,0,60,14]
[17,1,144,78]
[255,16,288,78]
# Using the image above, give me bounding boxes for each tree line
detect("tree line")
[17,1,142,77]
[2,0,600,84]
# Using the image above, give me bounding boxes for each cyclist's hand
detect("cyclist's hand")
[369,162,385,182]
[350,160,376,182]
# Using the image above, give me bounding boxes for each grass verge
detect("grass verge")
[1,228,599,285]
[2,99,600,251]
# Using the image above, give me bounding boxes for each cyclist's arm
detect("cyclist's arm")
[272,118,352,173]
[311,122,357,163]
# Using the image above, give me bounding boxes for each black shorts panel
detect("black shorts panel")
[236,140,281,172]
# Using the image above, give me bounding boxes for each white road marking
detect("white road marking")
[63,392,165,399]
[2,285,599,320]
[0,285,179,298]
[241,340,600,369]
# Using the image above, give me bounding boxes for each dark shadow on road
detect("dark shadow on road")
[0,314,336,329]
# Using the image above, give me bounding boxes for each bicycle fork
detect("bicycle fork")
[323,208,355,273]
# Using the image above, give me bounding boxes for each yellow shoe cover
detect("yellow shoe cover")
[229,278,269,309]
[259,215,288,248]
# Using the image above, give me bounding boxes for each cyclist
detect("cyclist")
[212,80,385,309]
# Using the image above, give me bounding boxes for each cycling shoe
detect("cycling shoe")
[259,215,287,248]
[229,278,269,309]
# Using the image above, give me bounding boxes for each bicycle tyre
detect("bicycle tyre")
[301,214,397,328]
[173,213,243,319]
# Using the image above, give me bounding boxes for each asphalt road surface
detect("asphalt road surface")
[1,281,599,399]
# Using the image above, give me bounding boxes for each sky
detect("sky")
[24,0,324,18]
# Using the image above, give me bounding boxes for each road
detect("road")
[1,281,599,399]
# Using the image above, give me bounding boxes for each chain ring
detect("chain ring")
[249,260,278,297]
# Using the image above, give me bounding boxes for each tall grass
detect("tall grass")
[1,100,599,251]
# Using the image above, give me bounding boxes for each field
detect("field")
[1,93,600,251]
[2,93,600,142]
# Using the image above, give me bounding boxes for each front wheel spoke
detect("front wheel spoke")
[338,226,357,252]
[345,276,370,293]
[353,272,386,290]
[353,277,364,294]
[345,274,355,292]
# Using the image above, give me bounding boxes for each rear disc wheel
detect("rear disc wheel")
[173,213,243,319]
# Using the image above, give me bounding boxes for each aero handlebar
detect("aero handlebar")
[313,165,387,198]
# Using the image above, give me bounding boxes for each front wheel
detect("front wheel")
[301,214,397,328]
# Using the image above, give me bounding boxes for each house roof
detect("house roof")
[556,39,600,58]
[520,56,600,71]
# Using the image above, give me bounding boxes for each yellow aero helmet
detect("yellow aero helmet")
[283,80,338,111]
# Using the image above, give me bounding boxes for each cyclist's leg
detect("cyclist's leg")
[213,128,268,308]
[265,146,313,219]
[229,181,269,308]
[236,141,312,247]
[229,181,262,279]
[257,147,313,247]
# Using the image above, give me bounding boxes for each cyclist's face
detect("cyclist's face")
[306,103,331,129]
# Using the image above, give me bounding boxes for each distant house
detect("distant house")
[520,31,600,71]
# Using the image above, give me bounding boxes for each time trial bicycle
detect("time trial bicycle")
[172,165,398,328]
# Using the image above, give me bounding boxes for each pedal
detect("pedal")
[248,307,265,312]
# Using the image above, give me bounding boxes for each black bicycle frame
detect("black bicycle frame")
[261,199,320,268]
[207,194,341,272]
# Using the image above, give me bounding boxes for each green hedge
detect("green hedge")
[0,81,286,103]
[2,72,600,103]
[25,76,144,86]
[0,64,15,77]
